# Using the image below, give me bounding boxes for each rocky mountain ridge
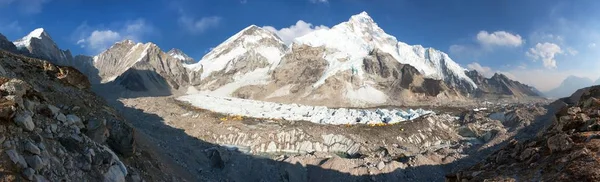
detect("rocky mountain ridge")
[0,12,542,107]
[181,12,540,106]
[450,85,600,181]
[465,70,540,98]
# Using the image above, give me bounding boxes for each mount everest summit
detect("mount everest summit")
[0,12,541,107]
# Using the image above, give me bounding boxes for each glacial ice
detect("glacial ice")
[177,94,435,125]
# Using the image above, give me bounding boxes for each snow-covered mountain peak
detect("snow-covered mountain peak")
[348,11,377,27]
[186,24,287,79]
[167,48,195,64]
[117,39,136,45]
[13,28,52,48]
[294,11,477,89]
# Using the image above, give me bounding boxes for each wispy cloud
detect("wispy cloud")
[466,62,494,78]
[0,0,50,15]
[74,19,155,54]
[178,16,222,34]
[310,0,328,3]
[263,20,329,44]
[476,31,523,47]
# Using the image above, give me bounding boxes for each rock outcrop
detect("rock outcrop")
[0,50,182,181]
[93,40,195,95]
[450,85,600,181]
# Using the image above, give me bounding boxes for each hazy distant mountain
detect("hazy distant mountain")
[595,77,600,85]
[544,75,594,98]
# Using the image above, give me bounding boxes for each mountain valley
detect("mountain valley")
[0,10,597,182]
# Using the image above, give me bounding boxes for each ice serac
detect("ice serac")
[293,11,477,93]
[167,48,195,64]
[186,25,287,96]
[93,40,194,94]
[465,70,540,98]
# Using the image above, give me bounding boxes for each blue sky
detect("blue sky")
[0,0,599,91]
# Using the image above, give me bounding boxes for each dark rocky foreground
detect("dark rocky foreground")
[0,51,182,181]
[449,85,600,181]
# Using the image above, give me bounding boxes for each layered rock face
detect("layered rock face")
[450,85,600,181]
[93,40,195,93]
[466,70,541,98]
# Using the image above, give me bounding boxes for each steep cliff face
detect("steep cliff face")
[93,40,194,93]
[13,28,74,67]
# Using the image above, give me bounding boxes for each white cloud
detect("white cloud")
[526,42,563,69]
[178,16,221,34]
[78,30,121,52]
[467,62,494,77]
[310,0,328,3]
[566,47,578,55]
[589,43,597,48]
[74,19,154,54]
[476,31,523,47]
[263,20,329,44]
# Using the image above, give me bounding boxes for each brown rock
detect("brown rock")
[547,133,573,153]
[0,98,16,122]
[567,107,581,115]
[519,148,537,161]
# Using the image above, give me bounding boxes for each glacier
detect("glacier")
[177,94,435,125]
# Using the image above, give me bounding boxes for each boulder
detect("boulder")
[22,168,35,181]
[0,98,16,121]
[0,79,31,97]
[39,104,60,117]
[66,114,84,129]
[25,155,44,171]
[547,133,573,153]
[6,149,28,169]
[104,164,126,182]
[14,111,35,131]
[86,119,109,143]
[24,141,41,155]
[56,113,67,123]
[519,148,537,161]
